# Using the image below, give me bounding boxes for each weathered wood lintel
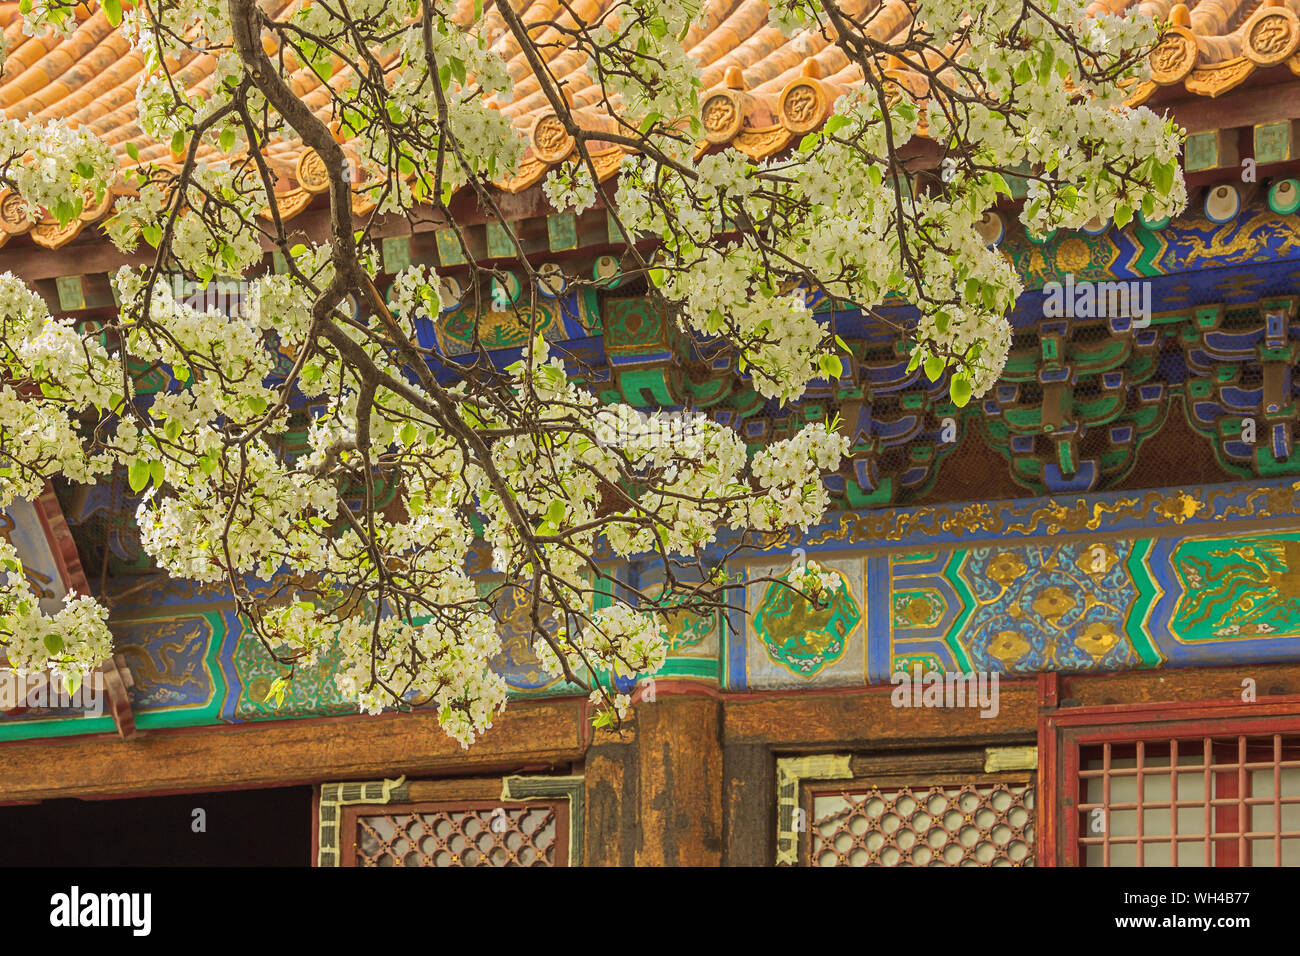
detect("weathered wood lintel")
[722,681,1039,748]
[0,698,586,804]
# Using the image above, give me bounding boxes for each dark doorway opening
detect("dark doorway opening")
[0,786,313,866]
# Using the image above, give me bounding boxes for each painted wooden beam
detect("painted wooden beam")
[1172,81,1300,134]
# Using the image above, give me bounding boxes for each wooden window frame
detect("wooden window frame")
[317,774,581,867]
[1039,693,1300,866]
[342,797,570,867]
[789,747,1037,866]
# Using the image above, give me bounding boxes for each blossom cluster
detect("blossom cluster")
[0,0,1188,748]
[0,539,112,682]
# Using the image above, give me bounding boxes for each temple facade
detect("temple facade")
[5,0,1300,866]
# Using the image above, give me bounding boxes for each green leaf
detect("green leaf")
[245,395,268,416]
[823,114,851,136]
[400,422,417,447]
[63,670,82,697]
[301,363,323,387]
[289,243,307,257]
[142,224,162,248]
[1113,203,1133,229]
[164,418,181,441]
[950,374,973,408]
[171,129,187,156]
[219,128,237,152]
[199,453,219,476]
[43,633,64,655]
[818,353,843,379]
[125,141,139,162]
[1152,160,1174,196]
[924,354,945,382]
[449,56,467,86]
[128,458,150,493]
[546,499,566,525]
[264,676,289,708]
[103,0,121,26]
[149,459,165,488]
[797,132,820,153]
[1037,45,1055,85]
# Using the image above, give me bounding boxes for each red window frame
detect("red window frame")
[1039,689,1300,867]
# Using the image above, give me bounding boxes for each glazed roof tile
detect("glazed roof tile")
[0,0,1297,247]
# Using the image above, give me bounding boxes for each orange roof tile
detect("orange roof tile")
[0,0,1297,247]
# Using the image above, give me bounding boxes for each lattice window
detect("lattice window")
[1077,734,1300,866]
[809,781,1035,867]
[342,800,568,867]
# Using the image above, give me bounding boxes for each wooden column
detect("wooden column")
[722,742,774,866]
[632,696,723,866]
[583,723,638,867]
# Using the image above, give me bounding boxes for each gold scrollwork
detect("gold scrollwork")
[799,482,1300,550]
